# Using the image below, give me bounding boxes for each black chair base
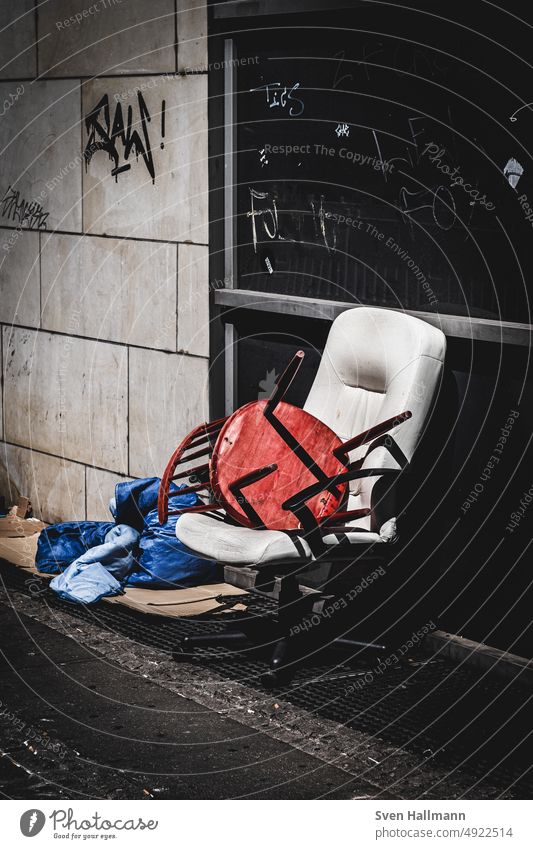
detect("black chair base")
[171,561,401,687]
[172,627,386,689]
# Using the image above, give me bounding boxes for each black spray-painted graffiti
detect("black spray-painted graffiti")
[84,90,166,183]
[1,185,49,229]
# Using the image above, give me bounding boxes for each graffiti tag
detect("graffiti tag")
[84,90,165,183]
[0,185,48,229]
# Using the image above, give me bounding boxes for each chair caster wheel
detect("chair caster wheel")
[261,637,294,687]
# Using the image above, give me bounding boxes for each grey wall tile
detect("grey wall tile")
[85,465,133,521]
[38,0,175,77]
[177,0,207,73]
[0,80,82,232]
[129,347,209,478]
[0,441,85,523]
[41,232,177,349]
[3,326,128,473]
[0,229,40,327]
[177,242,209,357]
[0,1,36,79]
[82,74,207,242]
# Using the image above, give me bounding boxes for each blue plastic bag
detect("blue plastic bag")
[111,477,164,530]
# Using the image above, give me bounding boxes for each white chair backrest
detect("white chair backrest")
[303,307,446,530]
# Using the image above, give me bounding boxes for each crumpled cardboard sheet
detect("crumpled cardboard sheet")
[0,515,46,538]
[0,533,247,617]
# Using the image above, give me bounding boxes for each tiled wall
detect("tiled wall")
[0,0,209,523]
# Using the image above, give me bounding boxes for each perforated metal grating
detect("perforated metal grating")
[1,561,531,797]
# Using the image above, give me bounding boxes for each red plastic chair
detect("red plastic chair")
[158,349,410,545]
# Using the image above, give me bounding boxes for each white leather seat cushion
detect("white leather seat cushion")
[176,512,391,566]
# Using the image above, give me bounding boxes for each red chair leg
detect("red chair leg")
[265,350,305,413]
[332,411,412,460]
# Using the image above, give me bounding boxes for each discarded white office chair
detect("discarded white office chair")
[164,307,447,685]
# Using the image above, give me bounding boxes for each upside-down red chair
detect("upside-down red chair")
[158,307,446,685]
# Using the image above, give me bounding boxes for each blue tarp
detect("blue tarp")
[36,521,114,575]
[111,477,165,531]
[36,477,218,603]
[47,523,140,580]
[125,504,216,589]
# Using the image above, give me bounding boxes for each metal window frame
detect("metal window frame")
[224,37,237,415]
[214,14,532,422]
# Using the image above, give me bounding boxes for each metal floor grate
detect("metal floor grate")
[1,561,531,797]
